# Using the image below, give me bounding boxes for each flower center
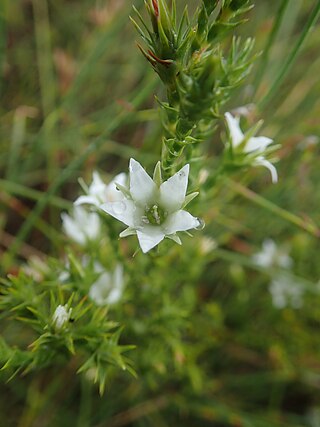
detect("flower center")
[143,204,167,226]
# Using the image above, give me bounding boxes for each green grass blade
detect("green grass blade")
[226,178,320,238]
[4,75,158,267]
[0,179,71,210]
[62,14,128,109]
[252,0,290,95]
[0,0,6,98]
[258,1,320,110]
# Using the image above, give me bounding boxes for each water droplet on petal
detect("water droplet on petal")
[112,201,127,215]
[195,218,205,230]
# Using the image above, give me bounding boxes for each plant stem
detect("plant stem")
[0,179,71,209]
[226,178,320,238]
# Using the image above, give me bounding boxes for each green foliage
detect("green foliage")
[0,271,134,394]
[132,0,256,175]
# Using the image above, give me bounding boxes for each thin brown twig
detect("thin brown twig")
[0,230,45,261]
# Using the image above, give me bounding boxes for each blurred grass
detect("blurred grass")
[1,0,320,426]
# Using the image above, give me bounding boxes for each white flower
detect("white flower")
[58,265,70,283]
[252,239,292,269]
[89,263,124,306]
[269,274,304,309]
[75,171,127,207]
[52,304,72,329]
[100,158,201,253]
[199,236,217,255]
[225,112,278,183]
[22,256,50,282]
[199,168,209,185]
[231,104,255,117]
[61,206,101,245]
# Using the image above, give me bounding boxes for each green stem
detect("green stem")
[32,0,57,248]
[226,178,320,238]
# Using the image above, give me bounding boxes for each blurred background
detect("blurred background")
[1,1,320,426]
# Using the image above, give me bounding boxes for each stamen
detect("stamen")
[145,204,167,225]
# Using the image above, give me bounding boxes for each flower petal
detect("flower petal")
[245,136,273,153]
[111,172,127,187]
[74,208,101,240]
[86,171,108,203]
[136,226,165,253]
[74,195,100,207]
[225,112,244,148]
[129,158,157,206]
[107,264,124,304]
[61,212,85,245]
[74,171,107,206]
[86,214,101,240]
[252,239,276,267]
[163,210,200,235]
[106,287,123,305]
[91,171,107,193]
[100,199,141,227]
[62,207,100,245]
[52,305,71,329]
[89,271,112,306]
[159,164,190,212]
[106,172,127,202]
[254,157,278,183]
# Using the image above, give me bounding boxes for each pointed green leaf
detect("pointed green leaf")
[115,182,131,199]
[153,161,163,186]
[119,227,137,238]
[166,234,182,245]
[129,16,152,45]
[183,191,199,208]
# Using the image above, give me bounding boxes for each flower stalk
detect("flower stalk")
[132,0,254,176]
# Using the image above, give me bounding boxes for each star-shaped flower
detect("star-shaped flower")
[61,206,101,246]
[100,159,201,253]
[89,263,124,306]
[225,112,278,183]
[75,171,127,207]
[269,274,304,309]
[252,239,292,269]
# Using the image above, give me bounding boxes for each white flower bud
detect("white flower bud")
[52,304,72,330]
